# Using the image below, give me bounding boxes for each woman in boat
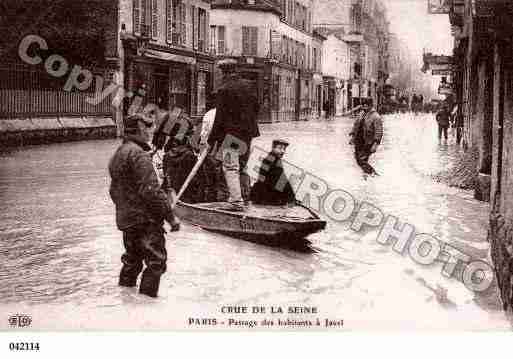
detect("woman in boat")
[162,123,201,203]
[162,113,225,204]
[250,139,296,206]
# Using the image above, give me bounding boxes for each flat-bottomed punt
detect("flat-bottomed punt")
[175,201,326,242]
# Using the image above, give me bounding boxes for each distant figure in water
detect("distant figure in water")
[436,104,451,144]
[349,98,383,179]
[250,139,296,206]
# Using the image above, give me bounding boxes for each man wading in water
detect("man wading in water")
[108,113,180,298]
[349,98,383,179]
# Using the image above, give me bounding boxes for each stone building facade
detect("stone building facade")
[313,0,389,109]
[439,0,513,315]
[316,31,351,116]
[210,0,322,123]
[117,0,215,128]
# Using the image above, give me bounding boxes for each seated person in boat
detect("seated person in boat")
[163,115,225,204]
[250,139,296,206]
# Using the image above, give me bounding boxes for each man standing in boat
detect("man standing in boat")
[208,58,260,211]
[250,139,296,206]
[108,113,180,298]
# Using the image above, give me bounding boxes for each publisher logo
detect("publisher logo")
[8,314,32,328]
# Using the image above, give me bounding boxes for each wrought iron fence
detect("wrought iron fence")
[0,63,113,118]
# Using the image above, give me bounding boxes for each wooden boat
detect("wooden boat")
[174,201,326,241]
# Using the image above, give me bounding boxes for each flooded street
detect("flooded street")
[0,113,510,330]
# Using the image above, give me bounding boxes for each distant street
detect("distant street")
[0,112,510,330]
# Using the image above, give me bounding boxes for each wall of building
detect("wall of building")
[489,43,513,313]
[210,9,276,57]
[322,35,350,80]
[313,0,352,29]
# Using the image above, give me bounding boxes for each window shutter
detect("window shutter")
[133,0,141,35]
[306,44,309,69]
[203,11,206,52]
[181,2,187,45]
[242,27,250,55]
[151,0,158,39]
[166,0,173,43]
[192,5,197,50]
[250,27,257,56]
[141,0,148,36]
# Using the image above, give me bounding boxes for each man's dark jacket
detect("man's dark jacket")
[109,135,175,231]
[208,74,260,147]
[350,108,384,148]
[436,109,451,127]
[250,153,296,206]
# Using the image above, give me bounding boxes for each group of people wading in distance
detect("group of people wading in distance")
[107,58,384,298]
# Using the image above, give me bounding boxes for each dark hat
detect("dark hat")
[124,113,154,132]
[272,139,289,147]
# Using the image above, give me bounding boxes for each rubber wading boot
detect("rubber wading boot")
[139,276,160,298]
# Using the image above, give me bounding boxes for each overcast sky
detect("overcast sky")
[384,0,453,64]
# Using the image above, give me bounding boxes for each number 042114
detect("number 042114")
[9,342,40,351]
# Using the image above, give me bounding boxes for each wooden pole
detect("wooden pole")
[173,147,209,205]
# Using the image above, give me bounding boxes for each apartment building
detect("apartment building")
[314,0,390,108]
[118,0,214,122]
[210,0,323,122]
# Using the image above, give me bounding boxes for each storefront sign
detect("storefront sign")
[427,0,451,14]
[145,49,196,65]
[432,69,452,76]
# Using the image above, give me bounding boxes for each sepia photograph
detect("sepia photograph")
[1,0,513,351]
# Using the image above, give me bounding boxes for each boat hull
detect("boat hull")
[174,201,326,239]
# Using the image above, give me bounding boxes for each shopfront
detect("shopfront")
[124,44,213,122]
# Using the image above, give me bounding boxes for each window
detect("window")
[306,44,309,69]
[166,0,173,42]
[242,26,258,56]
[198,8,207,52]
[218,26,225,55]
[151,0,158,39]
[280,0,286,19]
[134,0,151,37]
[134,0,141,35]
[210,25,216,53]
[168,0,186,45]
[282,35,287,62]
[313,47,317,71]
[180,2,186,45]
[170,0,182,44]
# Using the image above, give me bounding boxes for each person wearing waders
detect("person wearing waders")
[108,113,180,298]
[436,104,451,144]
[349,98,383,179]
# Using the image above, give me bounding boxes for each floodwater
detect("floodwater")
[0,113,510,330]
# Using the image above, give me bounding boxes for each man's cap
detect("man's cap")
[124,113,154,131]
[272,139,289,147]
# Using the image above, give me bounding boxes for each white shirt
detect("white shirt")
[200,108,216,145]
